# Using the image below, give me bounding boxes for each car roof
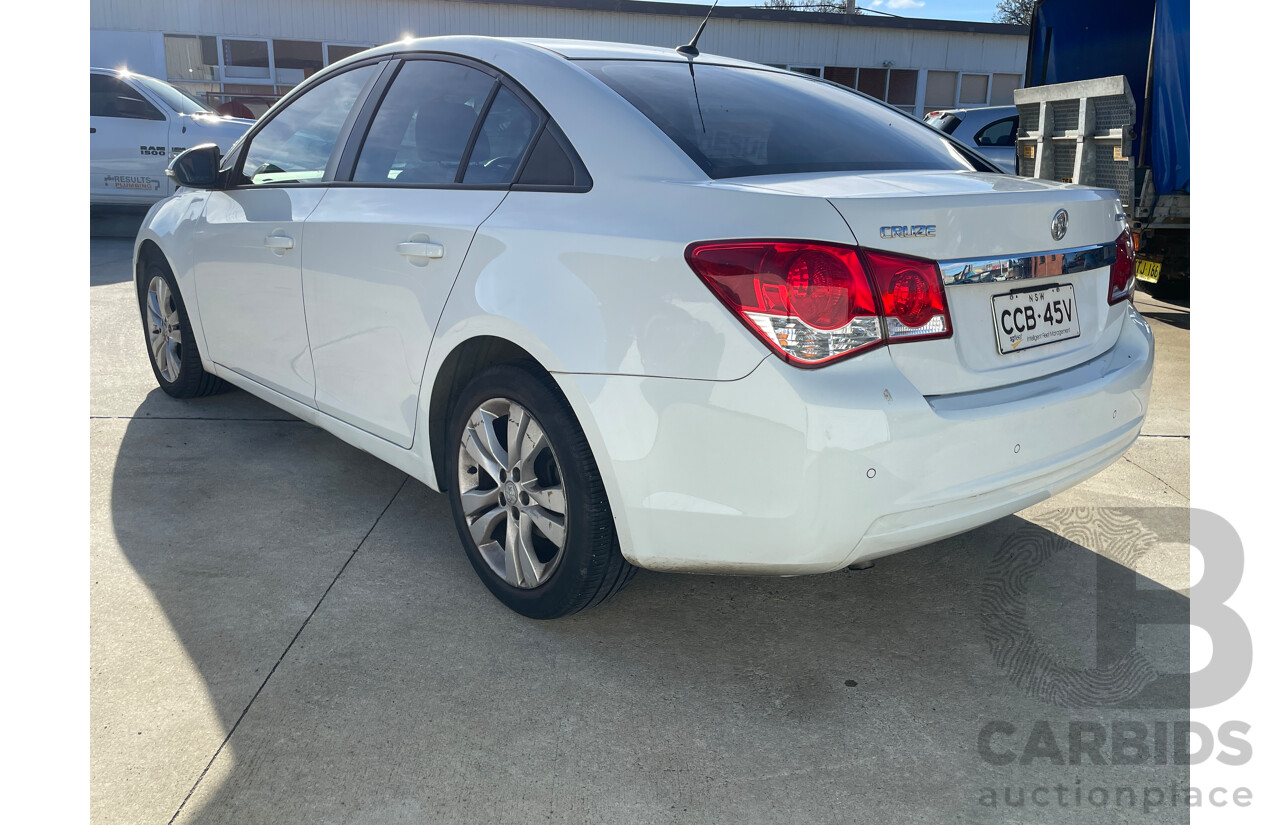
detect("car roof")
[353,35,768,70]
[517,38,766,68]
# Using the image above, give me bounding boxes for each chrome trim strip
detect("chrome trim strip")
[939,242,1116,286]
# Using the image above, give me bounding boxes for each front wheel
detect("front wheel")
[138,261,227,398]
[445,363,635,618]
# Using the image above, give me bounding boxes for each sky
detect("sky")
[642,0,1003,25]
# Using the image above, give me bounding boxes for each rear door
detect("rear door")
[89,73,170,203]
[193,62,383,404]
[302,58,540,447]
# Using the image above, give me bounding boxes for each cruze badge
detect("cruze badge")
[880,225,936,239]
[1051,209,1069,241]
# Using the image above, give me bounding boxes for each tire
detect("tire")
[138,259,228,398]
[445,362,636,619]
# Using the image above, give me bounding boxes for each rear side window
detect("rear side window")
[353,60,496,184]
[974,115,1018,147]
[463,87,538,184]
[580,60,978,179]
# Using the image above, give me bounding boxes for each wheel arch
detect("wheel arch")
[426,335,543,493]
[134,238,168,291]
[421,331,639,566]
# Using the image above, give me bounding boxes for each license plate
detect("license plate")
[1135,258,1163,284]
[991,284,1080,354]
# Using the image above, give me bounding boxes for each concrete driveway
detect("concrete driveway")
[91,226,1191,824]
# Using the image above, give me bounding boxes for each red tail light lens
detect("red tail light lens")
[686,241,882,366]
[1109,228,1136,305]
[686,241,953,367]
[862,249,952,341]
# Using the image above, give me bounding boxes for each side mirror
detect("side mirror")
[167,144,222,189]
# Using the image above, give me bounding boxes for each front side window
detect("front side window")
[240,63,379,186]
[579,61,978,179]
[353,60,496,184]
[90,74,164,121]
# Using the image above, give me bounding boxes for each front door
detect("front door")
[192,62,382,404]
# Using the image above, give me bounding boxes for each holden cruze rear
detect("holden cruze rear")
[479,50,1155,578]
[138,37,1152,618]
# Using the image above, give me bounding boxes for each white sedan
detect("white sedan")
[134,37,1152,618]
[91,68,252,205]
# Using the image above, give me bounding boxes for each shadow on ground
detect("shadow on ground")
[103,393,1191,824]
[92,205,149,241]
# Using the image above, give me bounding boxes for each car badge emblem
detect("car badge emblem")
[1050,209,1069,241]
[879,225,937,240]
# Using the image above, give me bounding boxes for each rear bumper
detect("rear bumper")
[556,307,1154,575]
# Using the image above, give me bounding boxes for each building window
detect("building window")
[887,69,918,110]
[958,73,990,106]
[164,35,219,82]
[990,73,1023,106]
[273,40,324,85]
[223,38,271,81]
[924,71,958,110]
[820,67,918,112]
[856,68,888,100]
[823,67,857,89]
[326,44,370,65]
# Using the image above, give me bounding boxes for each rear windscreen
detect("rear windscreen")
[924,113,961,135]
[579,60,979,179]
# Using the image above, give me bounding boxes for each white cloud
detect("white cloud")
[869,0,885,6]
[885,0,925,8]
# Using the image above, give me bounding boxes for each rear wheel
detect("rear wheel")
[445,363,635,618]
[138,261,227,398]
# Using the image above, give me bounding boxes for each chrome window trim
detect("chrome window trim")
[939,242,1117,286]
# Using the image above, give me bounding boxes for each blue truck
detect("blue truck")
[1016,0,1189,294]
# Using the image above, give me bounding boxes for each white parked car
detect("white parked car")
[90,68,252,205]
[134,37,1152,618]
[925,105,1019,174]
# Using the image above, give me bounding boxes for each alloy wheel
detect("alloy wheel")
[457,398,568,589]
[146,275,183,382]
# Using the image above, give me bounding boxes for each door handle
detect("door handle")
[90,127,96,134]
[397,241,445,259]
[264,235,294,251]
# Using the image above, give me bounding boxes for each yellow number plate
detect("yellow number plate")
[1135,258,1163,284]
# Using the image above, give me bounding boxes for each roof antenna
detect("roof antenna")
[676,0,720,58]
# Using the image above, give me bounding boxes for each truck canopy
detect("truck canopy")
[1027,0,1188,195]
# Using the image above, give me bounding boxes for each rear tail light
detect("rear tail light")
[686,240,951,367]
[1109,228,1136,305]
[863,249,952,341]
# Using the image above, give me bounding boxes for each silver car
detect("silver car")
[925,105,1018,174]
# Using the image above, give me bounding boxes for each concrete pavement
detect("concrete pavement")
[91,231,1192,824]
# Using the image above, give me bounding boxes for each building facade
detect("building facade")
[90,0,1029,118]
